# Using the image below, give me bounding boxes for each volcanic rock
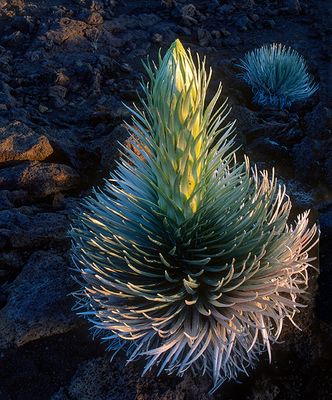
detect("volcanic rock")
[0,161,79,197]
[0,250,80,349]
[0,207,69,248]
[0,121,53,163]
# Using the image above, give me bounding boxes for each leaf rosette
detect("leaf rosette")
[70,40,318,393]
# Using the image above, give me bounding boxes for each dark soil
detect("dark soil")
[0,0,331,399]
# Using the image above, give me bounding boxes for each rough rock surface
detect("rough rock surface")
[0,250,80,349]
[0,121,53,163]
[0,207,69,248]
[0,161,80,197]
[51,355,211,400]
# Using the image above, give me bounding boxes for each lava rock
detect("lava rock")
[248,137,289,160]
[43,127,86,170]
[1,32,28,48]
[274,128,304,146]
[49,85,67,99]
[197,28,211,47]
[265,19,276,29]
[51,355,210,400]
[0,207,69,248]
[235,14,251,31]
[293,137,319,179]
[91,95,130,124]
[219,4,235,14]
[250,376,280,400]
[0,251,24,282]
[281,179,315,209]
[181,4,199,26]
[87,12,103,26]
[105,13,160,32]
[151,32,163,44]
[0,250,80,349]
[223,36,242,47]
[317,204,332,325]
[234,106,261,140]
[46,18,88,45]
[0,161,80,197]
[51,356,137,400]
[319,205,332,239]
[325,154,332,189]
[304,103,330,140]
[281,0,302,14]
[0,190,27,210]
[0,121,53,163]
[0,190,14,210]
[0,81,16,108]
[11,16,36,34]
[49,85,68,108]
[98,124,128,170]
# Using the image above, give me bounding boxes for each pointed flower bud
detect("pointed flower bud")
[142,39,214,222]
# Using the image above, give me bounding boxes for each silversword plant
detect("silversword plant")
[70,40,318,393]
[239,43,318,108]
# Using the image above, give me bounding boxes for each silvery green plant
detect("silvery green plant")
[70,40,318,393]
[239,43,318,108]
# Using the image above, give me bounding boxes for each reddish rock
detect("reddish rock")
[46,18,88,45]
[0,161,80,197]
[0,121,53,163]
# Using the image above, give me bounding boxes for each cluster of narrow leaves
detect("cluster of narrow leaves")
[70,40,318,393]
[239,43,318,108]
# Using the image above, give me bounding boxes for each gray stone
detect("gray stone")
[325,153,332,189]
[51,354,210,400]
[293,137,317,178]
[0,207,69,248]
[279,178,315,209]
[0,81,16,108]
[235,15,251,31]
[50,388,70,400]
[65,356,136,400]
[319,205,332,239]
[0,251,23,270]
[304,104,330,140]
[0,190,28,210]
[197,28,212,47]
[219,4,235,14]
[98,124,128,170]
[49,85,67,100]
[0,250,80,349]
[223,36,242,47]
[104,13,160,32]
[0,251,24,282]
[250,377,280,400]
[49,356,133,400]
[248,137,289,160]
[282,0,301,14]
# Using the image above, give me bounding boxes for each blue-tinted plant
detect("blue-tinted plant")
[70,40,318,393]
[239,43,318,108]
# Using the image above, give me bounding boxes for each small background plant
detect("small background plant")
[238,43,318,109]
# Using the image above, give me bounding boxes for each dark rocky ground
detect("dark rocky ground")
[0,0,331,399]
